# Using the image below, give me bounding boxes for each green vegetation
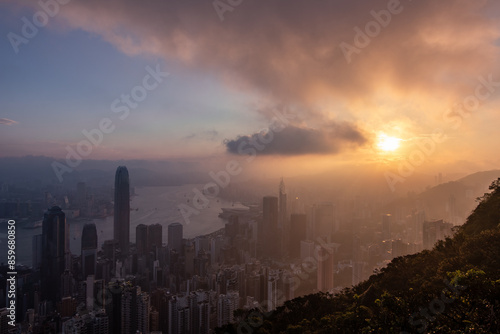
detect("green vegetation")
[217,179,500,333]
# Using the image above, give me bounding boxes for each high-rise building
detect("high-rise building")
[137,223,163,256]
[262,196,279,257]
[267,271,284,311]
[316,244,334,292]
[114,166,130,256]
[136,291,150,334]
[278,179,287,228]
[149,223,163,251]
[121,285,147,334]
[81,223,98,278]
[168,222,183,254]
[217,292,239,327]
[0,308,9,334]
[41,206,68,304]
[189,291,210,334]
[279,179,288,256]
[32,234,42,270]
[93,312,109,334]
[136,224,148,255]
[169,295,190,334]
[289,214,307,258]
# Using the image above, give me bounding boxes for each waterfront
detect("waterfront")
[1,184,239,267]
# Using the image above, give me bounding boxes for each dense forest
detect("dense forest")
[217,179,500,333]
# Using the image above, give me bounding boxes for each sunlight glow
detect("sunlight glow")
[377,134,402,152]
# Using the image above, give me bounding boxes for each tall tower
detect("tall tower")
[81,223,98,278]
[316,244,334,292]
[168,222,183,254]
[41,206,68,303]
[114,166,130,256]
[278,178,287,228]
[136,224,149,256]
[262,196,279,257]
[148,223,163,252]
[279,179,288,256]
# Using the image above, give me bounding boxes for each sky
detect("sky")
[1,0,500,179]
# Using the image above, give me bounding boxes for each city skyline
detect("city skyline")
[2,0,500,332]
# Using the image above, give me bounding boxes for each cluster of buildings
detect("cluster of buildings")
[0,167,457,333]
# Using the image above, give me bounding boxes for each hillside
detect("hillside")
[217,178,500,333]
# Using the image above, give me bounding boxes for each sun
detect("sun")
[377,134,402,152]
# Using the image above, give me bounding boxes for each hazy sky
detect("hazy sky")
[1,0,500,176]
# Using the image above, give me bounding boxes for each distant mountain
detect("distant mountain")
[217,178,500,333]
[381,169,500,225]
[0,155,208,187]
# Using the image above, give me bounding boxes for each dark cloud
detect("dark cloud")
[225,122,366,156]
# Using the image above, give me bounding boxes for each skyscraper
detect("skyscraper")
[136,224,148,255]
[168,222,183,253]
[114,166,130,256]
[262,196,279,257]
[81,223,98,278]
[278,178,287,228]
[316,244,334,292]
[41,206,68,303]
[279,179,288,256]
[149,223,163,251]
[32,234,42,270]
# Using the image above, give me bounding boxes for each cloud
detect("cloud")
[13,0,500,159]
[49,0,500,109]
[0,118,17,126]
[225,122,366,156]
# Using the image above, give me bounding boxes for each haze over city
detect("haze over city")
[1,0,500,333]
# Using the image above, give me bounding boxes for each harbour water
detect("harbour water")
[2,184,238,267]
